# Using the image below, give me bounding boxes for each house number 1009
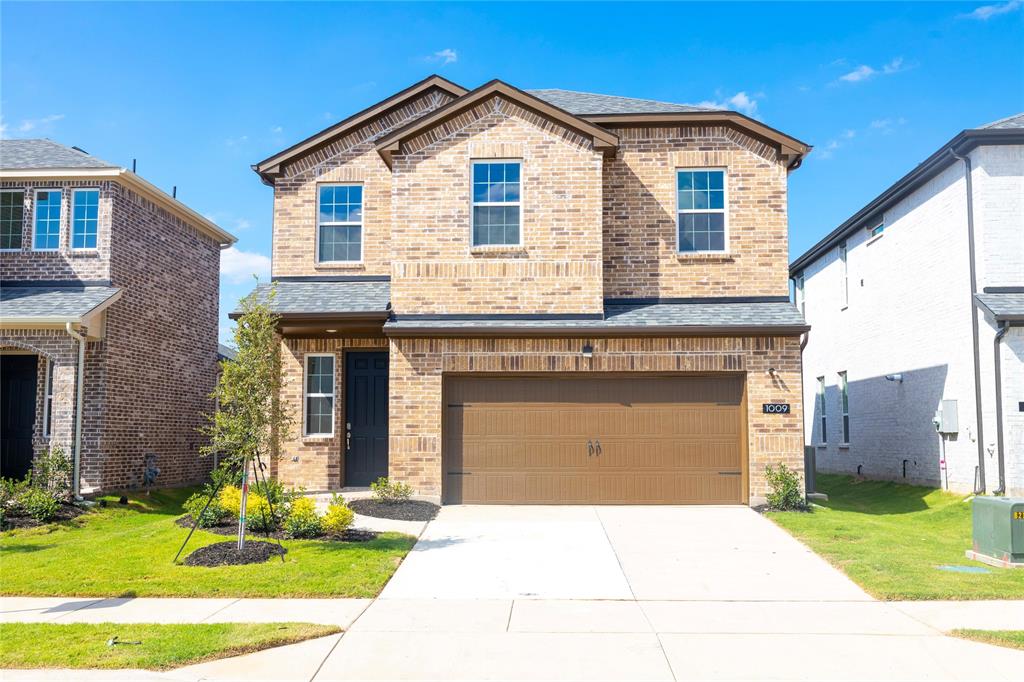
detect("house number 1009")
[762,403,791,414]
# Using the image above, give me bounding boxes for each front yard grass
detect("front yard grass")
[951,630,1024,651]
[0,487,416,598]
[0,622,339,670]
[768,474,1024,600]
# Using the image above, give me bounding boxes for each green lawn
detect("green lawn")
[768,474,1024,600]
[951,630,1024,651]
[0,622,339,670]
[0,487,416,598]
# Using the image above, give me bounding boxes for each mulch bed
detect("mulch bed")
[2,503,87,530]
[175,515,379,542]
[183,540,286,566]
[349,498,439,522]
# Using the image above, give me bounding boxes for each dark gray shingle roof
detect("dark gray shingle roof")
[978,113,1024,130]
[0,139,117,170]
[0,285,121,321]
[528,89,721,116]
[217,343,238,360]
[976,293,1024,321]
[240,280,391,316]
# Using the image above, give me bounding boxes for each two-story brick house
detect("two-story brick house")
[0,139,235,494]
[244,76,810,505]
[791,113,1023,495]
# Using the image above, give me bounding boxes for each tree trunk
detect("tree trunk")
[237,464,249,550]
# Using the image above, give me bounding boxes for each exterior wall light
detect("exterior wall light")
[326,329,338,333]
[885,374,903,383]
[582,344,594,358]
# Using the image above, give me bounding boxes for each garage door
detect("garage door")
[443,375,745,504]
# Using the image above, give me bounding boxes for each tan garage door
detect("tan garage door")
[443,375,746,504]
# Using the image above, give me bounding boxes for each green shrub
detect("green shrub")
[31,447,72,501]
[219,485,242,517]
[20,487,60,522]
[285,497,323,538]
[370,477,413,504]
[0,478,30,515]
[182,492,228,528]
[323,494,354,535]
[764,463,806,511]
[218,484,275,531]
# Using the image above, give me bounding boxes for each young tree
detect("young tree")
[201,286,292,549]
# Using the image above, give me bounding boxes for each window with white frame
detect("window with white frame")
[43,359,55,438]
[817,376,827,443]
[869,220,884,237]
[71,189,100,250]
[795,273,805,316]
[677,169,726,252]
[0,190,24,250]
[838,241,848,308]
[304,355,335,436]
[839,371,850,443]
[33,189,62,251]
[317,185,362,262]
[472,161,521,246]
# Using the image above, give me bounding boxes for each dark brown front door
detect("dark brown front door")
[443,375,745,504]
[344,351,389,487]
[1,355,38,480]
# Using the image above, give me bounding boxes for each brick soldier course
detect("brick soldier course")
[247,76,811,505]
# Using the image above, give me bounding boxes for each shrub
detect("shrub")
[370,477,413,504]
[253,476,299,521]
[182,492,228,528]
[285,497,323,538]
[218,484,275,531]
[21,487,60,522]
[323,494,354,536]
[31,447,72,501]
[0,478,30,515]
[219,485,242,517]
[764,463,806,511]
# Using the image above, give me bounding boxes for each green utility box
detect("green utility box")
[968,497,1024,568]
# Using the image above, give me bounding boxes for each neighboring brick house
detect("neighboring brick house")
[243,75,811,505]
[0,140,236,494]
[791,113,1024,495]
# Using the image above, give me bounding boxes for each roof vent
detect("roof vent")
[71,146,89,155]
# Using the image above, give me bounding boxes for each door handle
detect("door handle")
[587,440,594,457]
[595,440,602,456]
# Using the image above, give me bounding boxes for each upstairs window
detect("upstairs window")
[0,190,24,250]
[33,189,62,251]
[472,161,520,246]
[838,241,849,309]
[677,169,726,253]
[869,220,884,237]
[72,189,99,250]
[304,354,335,437]
[795,273,805,316]
[318,185,362,263]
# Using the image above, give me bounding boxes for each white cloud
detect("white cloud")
[224,135,249,147]
[962,0,1022,20]
[698,91,759,116]
[220,247,271,284]
[234,218,252,231]
[1,113,65,137]
[870,117,908,134]
[427,48,458,65]
[270,125,283,134]
[837,58,906,84]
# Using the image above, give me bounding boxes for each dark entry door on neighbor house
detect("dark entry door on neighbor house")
[1,354,38,480]
[344,351,389,486]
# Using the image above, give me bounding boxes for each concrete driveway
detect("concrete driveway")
[308,505,1024,681]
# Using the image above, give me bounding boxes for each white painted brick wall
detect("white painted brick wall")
[973,145,1024,288]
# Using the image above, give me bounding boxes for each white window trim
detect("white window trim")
[0,188,25,252]
[795,274,805,316]
[470,159,523,248]
[675,167,729,254]
[838,241,848,310]
[70,188,101,252]
[868,219,884,237]
[32,188,62,252]
[316,184,363,265]
[303,353,335,438]
[839,371,850,445]
[43,358,54,438]
[817,376,827,446]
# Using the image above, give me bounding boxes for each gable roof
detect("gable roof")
[0,139,118,170]
[253,75,468,185]
[0,284,122,325]
[975,291,1024,322]
[374,80,620,168]
[528,89,720,116]
[790,115,1024,274]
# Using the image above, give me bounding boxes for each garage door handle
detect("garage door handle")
[718,471,741,476]
[587,440,594,457]
[595,440,602,456]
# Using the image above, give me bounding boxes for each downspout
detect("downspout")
[949,147,986,494]
[992,321,1010,495]
[65,322,86,500]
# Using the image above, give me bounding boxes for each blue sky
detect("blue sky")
[2,1,1022,343]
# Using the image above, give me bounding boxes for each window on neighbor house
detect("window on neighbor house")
[71,189,100,250]
[43,359,54,438]
[472,161,521,246]
[0,190,24,250]
[795,274,806,316]
[317,185,363,262]
[869,220,884,237]
[33,189,62,251]
[304,354,335,437]
[677,169,726,253]
[817,376,827,443]
[839,371,850,444]
[838,241,848,308]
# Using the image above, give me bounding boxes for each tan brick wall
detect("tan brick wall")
[390,95,604,315]
[602,126,790,299]
[271,91,456,278]
[388,335,804,502]
[276,336,388,490]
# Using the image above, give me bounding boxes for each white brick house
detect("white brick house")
[790,113,1024,495]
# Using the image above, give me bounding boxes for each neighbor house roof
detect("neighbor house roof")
[0,284,122,325]
[975,291,1024,322]
[528,89,720,116]
[231,279,391,319]
[790,113,1024,274]
[0,139,235,246]
[217,343,238,361]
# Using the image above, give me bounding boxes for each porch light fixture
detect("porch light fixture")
[325,329,338,333]
[581,344,594,359]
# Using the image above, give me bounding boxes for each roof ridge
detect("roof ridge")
[527,87,719,111]
[977,111,1024,130]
